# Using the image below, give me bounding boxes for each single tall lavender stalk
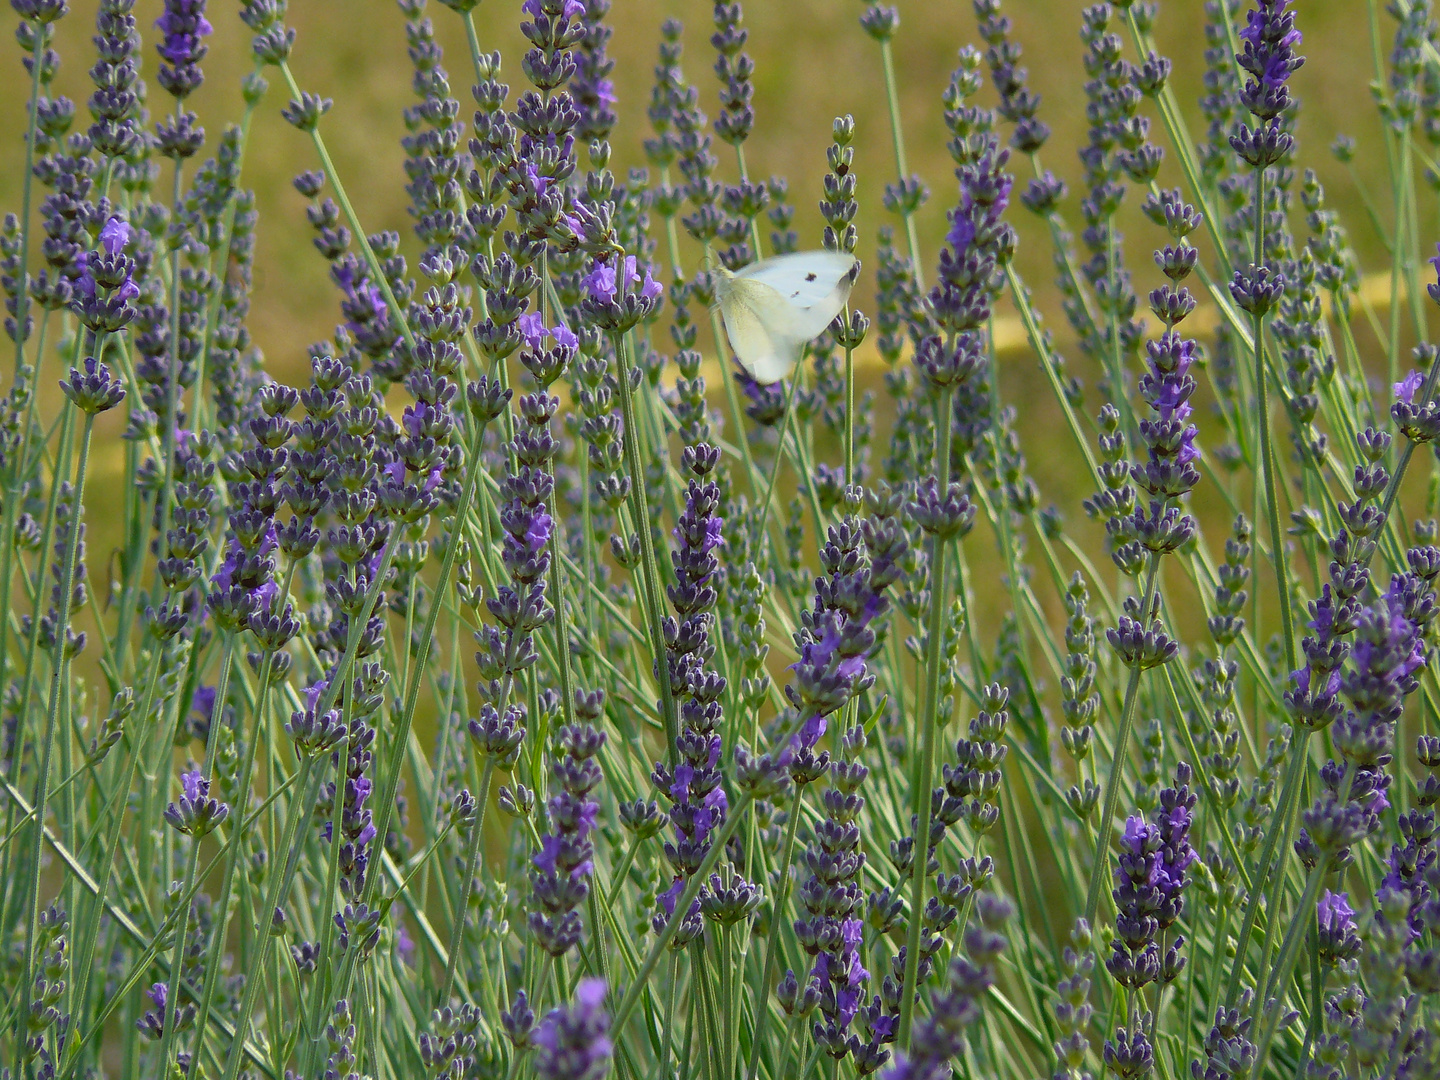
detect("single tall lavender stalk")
[895,124,1005,1051]
[1220,0,1308,1009]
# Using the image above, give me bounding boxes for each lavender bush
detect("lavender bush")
[2,0,1440,1079]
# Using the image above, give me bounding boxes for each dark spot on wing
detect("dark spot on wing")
[805,272,817,281]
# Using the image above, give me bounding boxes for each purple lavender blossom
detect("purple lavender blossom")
[534,977,611,1080]
[931,143,1012,336]
[1106,816,1162,991]
[155,0,211,98]
[530,722,606,958]
[581,255,663,328]
[164,766,229,837]
[136,979,183,1042]
[1237,0,1303,91]
[518,311,547,348]
[180,769,205,804]
[1316,890,1359,965]
[395,922,416,966]
[1296,574,1431,869]
[881,898,1009,1079]
[652,464,738,944]
[1394,369,1425,405]
[523,161,550,197]
[523,0,585,21]
[786,520,898,760]
[98,216,130,256]
[190,685,216,726]
[72,215,141,331]
[330,749,377,900]
[570,1,617,142]
[800,779,871,1060]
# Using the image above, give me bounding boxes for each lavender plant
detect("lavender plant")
[4,1,1440,1079]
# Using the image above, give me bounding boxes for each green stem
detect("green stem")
[744,786,805,1080]
[896,382,956,1049]
[155,836,204,1077]
[843,320,856,487]
[1248,860,1328,1078]
[1082,553,1162,927]
[186,649,276,1069]
[438,756,495,1007]
[877,38,923,286]
[63,591,175,1040]
[157,135,187,604]
[1223,732,1308,1008]
[15,409,93,1073]
[217,754,320,1080]
[0,23,46,701]
[609,792,755,1036]
[613,330,679,763]
[277,61,416,353]
[330,415,495,1014]
[752,364,806,540]
[1250,165,1298,680]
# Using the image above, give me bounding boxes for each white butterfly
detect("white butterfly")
[714,250,860,384]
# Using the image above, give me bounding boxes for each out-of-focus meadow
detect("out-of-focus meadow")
[0,0,1421,630]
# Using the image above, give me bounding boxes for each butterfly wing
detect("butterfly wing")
[718,277,806,384]
[734,250,859,340]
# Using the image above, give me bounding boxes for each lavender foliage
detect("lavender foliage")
[2,1,1440,1078]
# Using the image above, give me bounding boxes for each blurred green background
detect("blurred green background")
[0,0,1422,635]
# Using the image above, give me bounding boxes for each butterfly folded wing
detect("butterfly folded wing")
[736,251,859,339]
[719,280,809,384]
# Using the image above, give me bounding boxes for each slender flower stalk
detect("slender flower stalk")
[895,87,1007,1049]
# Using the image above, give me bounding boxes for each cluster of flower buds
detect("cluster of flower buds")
[529,712,606,958]
[164,767,229,838]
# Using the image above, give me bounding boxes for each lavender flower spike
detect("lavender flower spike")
[155,0,211,98]
[163,767,229,837]
[534,977,612,1080]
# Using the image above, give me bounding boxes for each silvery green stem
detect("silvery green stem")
[1223,162,1303,1011]
[191,70,265,434]
[217,754,320,1080]
[613,329,679,763]
[844,322,856,487]
[186,647,276,1070]
[1223,728,1307,1008]
[14,408,93,1076]
[897,381,955,1050]
[1249,166,1297,679]
[0,25,46,702]
[537,248,579,776]
[878,37,924,287]
[154,835,203,1078]
[1249,767,1355,1078]
[744,786,805,1080]
[277,61,416,353]
[610,792,756,1036]
[64,587,176,1041]
[752,365,806,538]
[157,122,187,606]
[328,414,493,1011]
[1082,552,1162,927]
[438,755,495,1008]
